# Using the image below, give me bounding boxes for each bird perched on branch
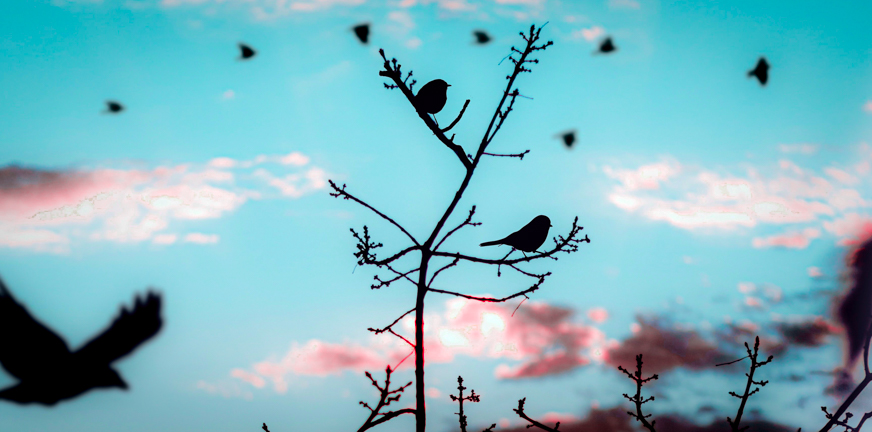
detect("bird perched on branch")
[480,215,552,253]
[104,101,124,114]
[238,43,256,60]
[0,277,163,405]
[416,79,451,123]
[748,57,769,86]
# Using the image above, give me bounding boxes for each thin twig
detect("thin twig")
[618,354,658,432]
[330,180,420,247]
[820,316,872,432]
[482,150,530,159]
[357,366,416,432]
[514,398,561,432]
[450,376,482,432]
[441,99,471,134]
[428,279,543,303]
[368,308,416,335]
[719,336,773,432]
[434,206,481,252]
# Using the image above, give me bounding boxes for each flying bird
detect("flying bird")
[416,79,451,122]
[748,57,769,86]
[238,43,256,60]
[473,30,491,45]
[0,277,163,405]
[837,236,872,373]
[480,215,552,253]
[596,37,616,54]
[557,130,576,149]
[104,101,124,114]
[353,23,370,44]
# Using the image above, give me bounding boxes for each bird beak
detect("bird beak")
[447,84,452,87]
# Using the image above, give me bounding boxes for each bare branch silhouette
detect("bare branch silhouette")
[514,397,561,431]
[819,318,872,432]
[718,336,773,432]
[357,366,415,432]
[450,376,490,432]
[331,24,585,432]
[821,407,872,432]
[481,150,530,159]
[618,354,658,432]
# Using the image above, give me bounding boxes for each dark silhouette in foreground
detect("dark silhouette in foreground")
[473,30,492,45]
[748,57,769,86]
[596,37,616,54]
[353,23,370,44]
[557,130,576,149]
[415,79,451,118]
[238,43,256,60]
[104,101,123,114]
[838,237,872,371]
[480,215,551,253]
[0,278,162,405]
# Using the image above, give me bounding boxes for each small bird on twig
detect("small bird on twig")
[104,101,124,114]
[416,79,451,123]
[748,57,769,86]
[0,277,163,405]
[473,30,492,45]
[353,23,370,44]
[480,215,552,253]
[238,43,256,60]
[595,37,616,54]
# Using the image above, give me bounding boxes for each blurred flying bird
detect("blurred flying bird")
[104,101,123,114]
[557,130,576,149]
[480,215,552,253]
[0,278,163,405]
[473,30,491,45]
[353,23,370,44]
[238,43,256,60]
[596,37,616,54]
[416,79,451,122]
[837,236,872,372]
[748,57,769,86]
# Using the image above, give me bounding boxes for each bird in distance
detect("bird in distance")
[557,130,576,149]
[104,101,124,114]
[596,37,616,54]
[353,23,370,44]
[473,30,492,45]
[480,215,552,253]
[0,278,163,405]
[748,57,769,86]
[239,43,256,60]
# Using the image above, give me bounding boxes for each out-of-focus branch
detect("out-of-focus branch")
[358,366,415,432]
[718,336,773,432]
[820,317,872,432]
[514,398,561,432]
[618,354,658,432]
[822,407,872,432]
[330,180,420,247]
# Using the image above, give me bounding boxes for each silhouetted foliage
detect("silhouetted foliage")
[0,277,162,405]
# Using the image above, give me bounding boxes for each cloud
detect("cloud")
[607,0,640,10]
[823,213,872,246]
[222,89,235,100]
[604,152,872,240]
[184,233,220,244]
[778,143,819,155]
[604,317,729,374]
[751,228,820,249]
[230,299,608,393]
[776,316,838,347]
[572,26,605,42]
[586,307,608,323]
[808,266,823,278]
[0,151,326,252]
[864,101,872,113]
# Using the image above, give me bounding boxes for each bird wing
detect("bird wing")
[0,278,71,381]
[75,291,162,365]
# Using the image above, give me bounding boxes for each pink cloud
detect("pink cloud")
[823,213,872,246]
[864,101,872,113]
[826,167,860,185]
[152,233,178,245]
[808,266,823,278]
[778,143,819,155]
[573,26,604,42]
[603,161,679,191]
[230,369,266,388]
[184,233,220,244]
[586,307,609,323]
[751,227,820,249]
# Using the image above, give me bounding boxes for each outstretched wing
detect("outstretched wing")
[0,277,71,380]
[75,291,162,364]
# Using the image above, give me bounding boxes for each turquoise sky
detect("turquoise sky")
[1,0,872,431]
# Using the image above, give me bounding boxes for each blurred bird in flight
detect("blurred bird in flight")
[104,101,123,114]
[0,277,163,405]
[353,23,370,44]
[238,43,256,60]
[473,30,492,45]
[748,57,769,86]
[480,215,552,254]
[596,37,616,54]
[557,130,576,149]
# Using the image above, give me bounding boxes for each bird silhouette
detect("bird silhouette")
[353,23,370,44]
[837,237,872,373]
[557,130,576,149]
[473,30,491,45]
[0,277,163,405]
[104,101,124,114]
[596,37,616,54]
[239,43,256,60]
[416,79,451,123]
[748,57,769,86]
[480,215,552,253]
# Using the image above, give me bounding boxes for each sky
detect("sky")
[1,0,872,431]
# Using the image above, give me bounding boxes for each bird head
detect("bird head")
[533,215,552,228]
[433,79,451,89]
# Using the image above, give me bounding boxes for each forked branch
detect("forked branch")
[357,366,415,432]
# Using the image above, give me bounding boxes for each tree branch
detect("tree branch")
[618,354,658,432]
[514,398,561,432]
[434,206,481,252]
[481,150,530,159]
[441,99,471,134]
[330,180,420,247]
[357,366,415,432]
[820,316,872,432]
[719,336,773,432]
[368,308,416,336]
[428,278,543,303]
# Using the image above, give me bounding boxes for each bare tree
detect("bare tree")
[330,24,590,432]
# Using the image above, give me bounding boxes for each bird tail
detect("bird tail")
[480,240,501,247]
